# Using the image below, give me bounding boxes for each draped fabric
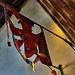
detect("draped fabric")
[1,0,52,66]
[36,30,52,66]
[9,10,52,66]
[9,15,39,58]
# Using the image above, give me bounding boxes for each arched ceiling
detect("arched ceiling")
[37,0,75,45]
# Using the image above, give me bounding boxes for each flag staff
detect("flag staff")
[4,6,11,46]
[30,19,75,51]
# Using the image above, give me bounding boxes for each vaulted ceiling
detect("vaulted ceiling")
[37,0,75,45]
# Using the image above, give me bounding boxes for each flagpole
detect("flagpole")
[4,6,11,47]
[31,20,75,51]
[48,66,52,70]
[19,13,75,51]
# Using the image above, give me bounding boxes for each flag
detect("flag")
[34,30,52,66]
[8,14,40,58]
[12,13,52,66]
[1,0,52,66]
[9,8,52,66]
[12,34,35,72]
[12,36,24,52]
